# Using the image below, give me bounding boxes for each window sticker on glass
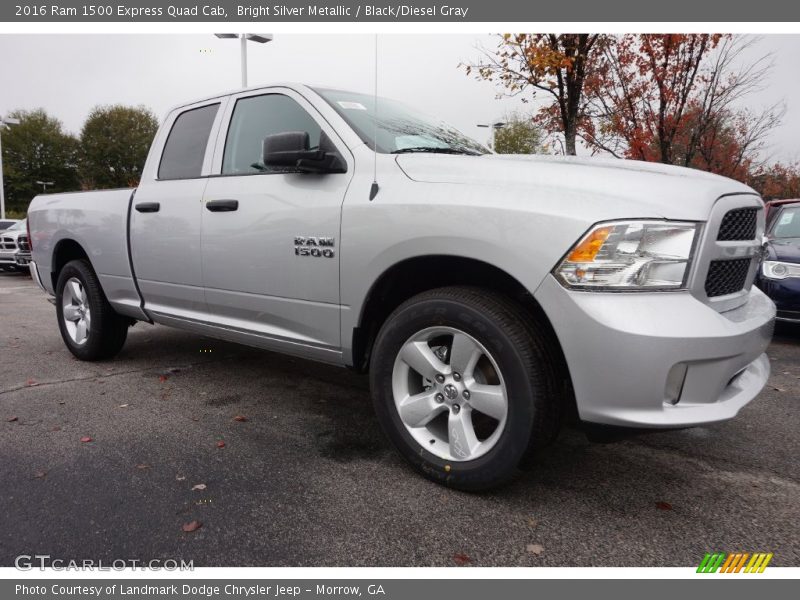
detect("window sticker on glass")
[337,101,367,110]
[779,211,794,225]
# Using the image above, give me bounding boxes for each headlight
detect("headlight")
[762,260,800,280]
[555,220,700,290]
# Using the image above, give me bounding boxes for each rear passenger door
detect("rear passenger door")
[200,88,353,360]
[130,100,225,320]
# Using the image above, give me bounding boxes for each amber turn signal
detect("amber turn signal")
[566,226,612,263]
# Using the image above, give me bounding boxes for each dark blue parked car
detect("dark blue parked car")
[758,200,800,323]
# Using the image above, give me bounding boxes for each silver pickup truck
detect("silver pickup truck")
[28,83,775,490]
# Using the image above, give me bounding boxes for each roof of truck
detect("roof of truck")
[165,82,365,115]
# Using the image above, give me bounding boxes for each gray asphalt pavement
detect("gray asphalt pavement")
[1,272,798,567]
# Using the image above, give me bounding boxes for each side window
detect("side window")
[158,103,220,180]
[222,94,322,175]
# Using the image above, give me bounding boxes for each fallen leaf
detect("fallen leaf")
[119,404,129,408]
[233,415,248,422]
[526,543,544,555]
[191,484,207,491]
[192,417,200,422]
[33,471,47,479]
[136,464,151,470]
[453,553,471,566]
[176,475,186,481]
[26,379,38,387]
[50,426,61,432]
[182,520,202,533]
[80,436,93,443]
[770,386,786,393]
[527,518,538,528]
[216,441,226,449]
[7,416,18,422]
[655,501,673,511]
[158,375,169,383]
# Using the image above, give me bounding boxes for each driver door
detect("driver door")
[200,88,353,360]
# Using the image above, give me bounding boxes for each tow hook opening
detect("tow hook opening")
[665,363,689,405]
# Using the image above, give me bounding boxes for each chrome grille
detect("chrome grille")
[705,258,752,297]
[0,236,17,251]
[717,207,758,241]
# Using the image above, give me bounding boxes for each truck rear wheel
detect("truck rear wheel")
[55,259,129,361]
[370,286,562,491]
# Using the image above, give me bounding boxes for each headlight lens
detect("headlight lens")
[762,260,800,280]
[555,220,700,290]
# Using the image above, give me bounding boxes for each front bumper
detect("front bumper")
[15,252,31,267]
[535,275,775,428]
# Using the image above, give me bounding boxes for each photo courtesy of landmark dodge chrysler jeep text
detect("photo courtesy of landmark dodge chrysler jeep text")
[27,83,776,490]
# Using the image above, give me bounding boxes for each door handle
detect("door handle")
[205,199,239,212]
[135,202,160,213]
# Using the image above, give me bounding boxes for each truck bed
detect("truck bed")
[27,187,147,320]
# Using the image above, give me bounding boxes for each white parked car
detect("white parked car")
[0,219,28,272]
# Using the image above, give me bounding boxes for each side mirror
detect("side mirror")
[262,131,346,174]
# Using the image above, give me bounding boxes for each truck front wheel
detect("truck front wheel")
[55,259,129,361]
[370,286,562,491]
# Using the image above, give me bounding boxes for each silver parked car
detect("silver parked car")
[0,219,27,272]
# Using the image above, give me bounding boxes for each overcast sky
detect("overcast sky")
[0,34,798,161]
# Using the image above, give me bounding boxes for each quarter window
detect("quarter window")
[222,94,322,175]
[158,103,220,180]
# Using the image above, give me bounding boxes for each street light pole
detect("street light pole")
[215,33,274,88]
[0,115,21,220]
[477,121,507,151]
[240,34,248,88]
[36,180,55,193]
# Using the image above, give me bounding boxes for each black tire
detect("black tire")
[55,259,129,361]
[370,286,563,491]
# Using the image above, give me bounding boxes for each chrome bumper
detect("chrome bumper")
[29,260,53,302]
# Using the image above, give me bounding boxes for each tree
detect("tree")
[1,109,80,215]
[747,162,800,200]
[493,114,547,154]
[464,34,606,155]
[79,105,159,189]
[585,35,781,172]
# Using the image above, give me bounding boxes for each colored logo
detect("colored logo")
[697,552,773,573]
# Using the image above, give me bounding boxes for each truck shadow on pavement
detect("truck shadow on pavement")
[115,323,712,501]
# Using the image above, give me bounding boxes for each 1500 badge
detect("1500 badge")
[295,236,335,257]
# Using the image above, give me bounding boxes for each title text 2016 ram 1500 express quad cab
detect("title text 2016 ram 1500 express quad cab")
[28,83,775,490]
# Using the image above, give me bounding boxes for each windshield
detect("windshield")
[771,207,800,238]
[314,88,488,155]
[6,220,25,232]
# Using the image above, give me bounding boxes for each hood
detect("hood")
[0,229,24,241]
[765,237,800,263]
[395,153,758,221]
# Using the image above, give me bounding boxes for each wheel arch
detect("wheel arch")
[351,255,573,410]
[51,238,91,291]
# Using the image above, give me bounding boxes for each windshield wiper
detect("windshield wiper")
[391,147,482,156]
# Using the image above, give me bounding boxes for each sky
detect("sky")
[0,33,798,162]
